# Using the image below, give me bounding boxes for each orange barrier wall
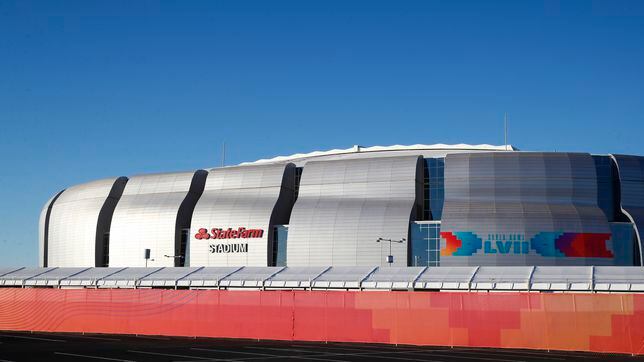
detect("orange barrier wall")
[0,288,642,355]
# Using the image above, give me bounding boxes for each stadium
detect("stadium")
[1,143,643,356]
[38,143,643,268]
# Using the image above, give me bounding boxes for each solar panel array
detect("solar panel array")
[0,266,643,292]
[97,267,163,288]
[311,266,377,289]
[362,267,425,290]
[24,267,90,286]
[219,267,284,288]
[0,268,54,286]
[264,267,329,288]
[60,267,125,287]
[176,267,241,288]
[0,267,23,278]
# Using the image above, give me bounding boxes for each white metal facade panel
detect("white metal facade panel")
[440,152,612,266]
[189,164,295,267]
[38,193,58,267]
[109,172,197,267]
[287,156,422,266]
[46,178,121,267]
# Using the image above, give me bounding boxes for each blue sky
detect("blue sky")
[1,0,643,266]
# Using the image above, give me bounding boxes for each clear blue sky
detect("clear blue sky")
[1,1,643,267]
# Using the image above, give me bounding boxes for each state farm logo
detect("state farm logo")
[195,227,264,240]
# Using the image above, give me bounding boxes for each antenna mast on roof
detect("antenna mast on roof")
[504,112,508,151]
[221,142,226,167]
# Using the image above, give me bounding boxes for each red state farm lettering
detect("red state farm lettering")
[195,227,264,240]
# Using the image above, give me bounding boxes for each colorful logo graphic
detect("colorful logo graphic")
[531,232,613,258]
[195,227,264,240]
[440,231,482,256]
[440,231,613,258]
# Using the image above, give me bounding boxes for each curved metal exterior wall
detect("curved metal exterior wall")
[610,154,644,265]
[287,156,423,267]
[45,178,127,267]
[109,171,206,267]
[440,152,613,266]
[38,191,64,267]
[189,164,296,267]
[93,178,129,266]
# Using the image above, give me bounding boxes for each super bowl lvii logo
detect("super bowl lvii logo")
[440,231,613,258]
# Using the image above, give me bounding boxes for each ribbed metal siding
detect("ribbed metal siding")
[441,152,611,266]
[189,164,296,267]
[38,192,63,267]
[610,154,644,265]
[46,178,123,267]
[94,177,128,266]
[109,172,202,267]
[287,156,423,267]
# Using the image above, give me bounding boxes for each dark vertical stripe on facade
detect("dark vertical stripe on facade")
[95,177,128,267]
[174,170,208,267]
[408,156,424,266]
[268,163,296,266]
[43,190,65,268]
[609,154,644,266]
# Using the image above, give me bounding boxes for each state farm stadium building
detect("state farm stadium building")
[38,143,644,269]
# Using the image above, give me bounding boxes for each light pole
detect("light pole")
[376,237,406,266]
[144,248,152,267]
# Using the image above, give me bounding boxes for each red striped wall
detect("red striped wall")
[0,288,642,355]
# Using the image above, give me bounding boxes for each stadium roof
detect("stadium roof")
[238,143,518,166]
